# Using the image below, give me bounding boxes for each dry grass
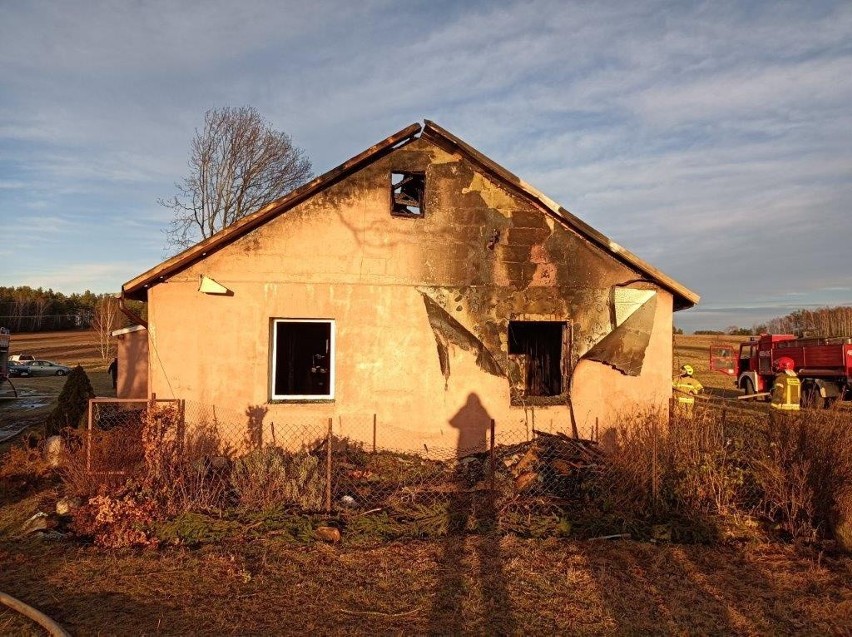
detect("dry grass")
[0,512,849,636]
[0,609,42,637]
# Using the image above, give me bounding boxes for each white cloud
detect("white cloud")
[0,0,850,330]
[0,261,150,294]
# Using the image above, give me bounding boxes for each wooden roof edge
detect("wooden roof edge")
[123,118,699,310]
[421,120,700,310]
[122,122,424,300]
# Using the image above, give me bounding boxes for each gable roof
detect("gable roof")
[123,121,699,310]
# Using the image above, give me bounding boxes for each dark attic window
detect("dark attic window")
[508,321,567,397]
[390,171,425,217]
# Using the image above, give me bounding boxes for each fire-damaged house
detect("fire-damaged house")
[120,121,698,453]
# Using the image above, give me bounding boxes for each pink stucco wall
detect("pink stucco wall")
[142,137,675,454]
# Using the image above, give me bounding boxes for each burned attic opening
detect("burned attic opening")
[390,171,425,217]
[272,319,334,400]
[508,321,568,397]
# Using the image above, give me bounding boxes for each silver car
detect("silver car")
[22,360,72,377]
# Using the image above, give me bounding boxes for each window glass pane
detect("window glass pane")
[273,321,332,397]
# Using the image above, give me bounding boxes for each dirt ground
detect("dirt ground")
[2,333,851,635]
[0,330,114,448]
[0,490,850,636]
[6,330,108,370]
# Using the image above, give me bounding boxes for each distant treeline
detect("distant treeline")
[694,306,852,337]
[0,286,146,333]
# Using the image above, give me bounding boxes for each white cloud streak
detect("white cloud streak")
[0,0,849,328]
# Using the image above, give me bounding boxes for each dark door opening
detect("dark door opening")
[508,321,566,397]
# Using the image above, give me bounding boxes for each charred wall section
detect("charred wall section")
[372,138,662,401]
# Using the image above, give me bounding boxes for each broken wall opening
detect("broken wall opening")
[390,171,425,217]
[508,321,569,397]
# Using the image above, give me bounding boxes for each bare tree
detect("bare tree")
[91,296,120,362]
[160,106,313,250]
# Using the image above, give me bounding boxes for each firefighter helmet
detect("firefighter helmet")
[774,357,795,372]
[680,364,694,376]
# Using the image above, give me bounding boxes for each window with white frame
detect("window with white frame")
[271,319,335,400]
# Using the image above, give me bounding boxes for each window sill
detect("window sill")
[509,394,567,407]
[269,398,335,404]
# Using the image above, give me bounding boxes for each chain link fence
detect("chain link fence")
[79,395,852,540]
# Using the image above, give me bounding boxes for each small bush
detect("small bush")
[71,491,159,548]
[231,447,324,511]
[139,404,230,514]
[599,405,852,544]
[664,410,758,516]
[46,366,94,436]
[141,402,182,493]
[0,437,49,481]
[154,512,240,546]
[59,422,145,497]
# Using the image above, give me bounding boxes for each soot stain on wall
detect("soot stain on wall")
[386,140,658,389]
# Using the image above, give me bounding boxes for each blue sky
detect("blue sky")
[1,0,850,332]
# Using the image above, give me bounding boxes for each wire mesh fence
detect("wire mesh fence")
[82,398,609,514]
[78,395,852,540]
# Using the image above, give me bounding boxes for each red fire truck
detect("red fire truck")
[710,334,852,405]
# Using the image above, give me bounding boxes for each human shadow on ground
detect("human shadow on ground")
[427,393,516,635]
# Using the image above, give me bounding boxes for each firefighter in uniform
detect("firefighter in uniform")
[673,364,703,414]
[770,357,800,411]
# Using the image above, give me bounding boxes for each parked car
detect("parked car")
[9,354,34,363]
[6,361,31,377]
[20,360,72,377]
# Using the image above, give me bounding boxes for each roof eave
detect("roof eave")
[122,122,423,301]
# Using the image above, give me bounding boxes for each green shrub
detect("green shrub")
[154,512,240,546]
[46,365,94,435]
[231,447,324,511]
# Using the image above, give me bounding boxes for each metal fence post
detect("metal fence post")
[86,399,93,472]
[177,399,186,458]
[325,417,333,513]
[489,418,496,493]
[372,413,377,453]
[651,416,658,511]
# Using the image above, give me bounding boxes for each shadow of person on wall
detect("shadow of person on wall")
[428,393,516,635]
[244,405,268,451]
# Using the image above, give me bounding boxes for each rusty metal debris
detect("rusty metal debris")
[330,429,606,509]
[421,294,504,381]
[584,294,657,376]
